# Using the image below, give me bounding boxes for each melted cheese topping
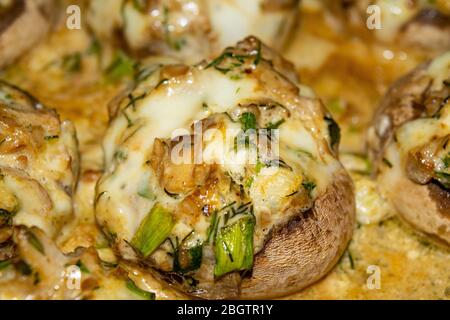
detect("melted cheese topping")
[395,52,450,155]
[0,90,79,238]
[96,42,341,277]
[87,0,298,63]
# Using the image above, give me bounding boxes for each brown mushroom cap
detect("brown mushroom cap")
[378,162,450,247]
[369,55,450,247]
[240,168,355,299]
[321,0,450,53]
[96,36,356,299]
[157,168,355,299]
[0,0,55,69]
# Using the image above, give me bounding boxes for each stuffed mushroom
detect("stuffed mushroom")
[86,0,299,63]
[95,37,355,299]
[0,80,79,241]
[322,0,450,53]
[368,51,450,247]
[0,0,56,69]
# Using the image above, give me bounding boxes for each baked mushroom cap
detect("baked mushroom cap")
[0,80,79,239]
[86,0,299,62]
[322,0,450,52]
[368,52,450,247]
[95,36,355,299]
[0,0,55,69]
[0,225,128,300]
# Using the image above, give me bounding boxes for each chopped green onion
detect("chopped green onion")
[327,98,345,115]
[126,279,155,300]
[302,181,316,196]
[245,177,254,189]
[348,250,355,269]
[27,231,45,255]
[44,135,59,141]
[105,51,136,82]
[87,39,102,57]
[33,272,40,285]
[382,158,393,168]
[214,215,255,278]
[61,52,82,73]
[16,260,32,275]
[131,203,174,257]
[173,233,203,274]
[239,112,257,131]
[265,119,285,130]
[442,153,450,168]
[255,160,265,174]
[0,260,11,270]
[137,186,156,200]
[0,208,14,226]
[76,260,90,274]
[132,0,146,12]
[206,211,219,243]
[435,171,450,189]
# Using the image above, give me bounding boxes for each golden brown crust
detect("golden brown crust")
[368,63,431,164]
[370,55,450,247]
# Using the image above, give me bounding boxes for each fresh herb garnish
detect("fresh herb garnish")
[137,186,156,200]
[173,232,203,274]
[284,190,298,198]
[297,149,315,159]
[442,153,450,168]
[125,92,146,111]
[239,112,257,131]
[0,260,11,270]
[435,171,450,189]
[61,52,82,73]
[245,177,254,189]
[76,260,90,274]
[155,78,169,89]
[382,158,393,168]
[16,260,32,276]
[265,119,285,130]
[105,51,136,82]
[44,135,59,141]
[214,215,255,278]
[131,204,174,257]
[164,188,180,199]
[87,39,102,57]
[266,159,292,171]
[348,250,355,269]
[206,211,219,243]
[113,150,128,162]
[302,180,316,196]
[126,279,155,300]
[132,0,146,12]
[27,231,45,255]
[33,272,40,285]
[0,208,15,226]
